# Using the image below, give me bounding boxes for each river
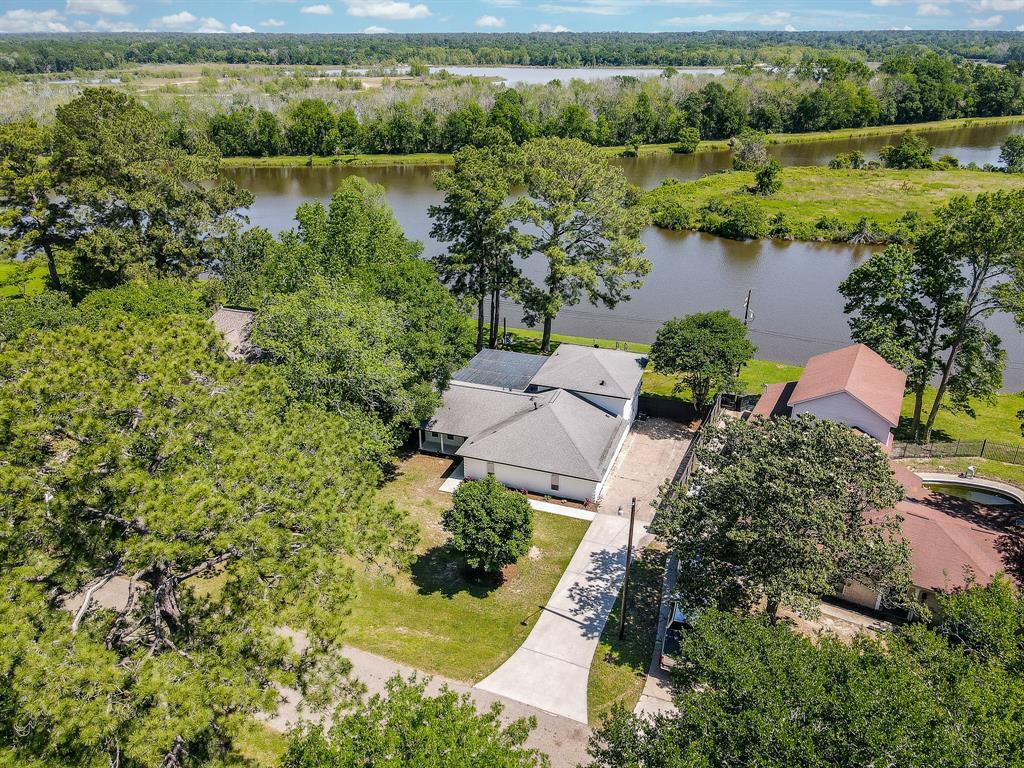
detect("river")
[220,121,1024,391]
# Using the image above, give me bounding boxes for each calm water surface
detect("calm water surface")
[221,121,1024,390]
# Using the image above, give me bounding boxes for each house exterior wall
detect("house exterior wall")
[420,429,465,456]
[462,457,600,504]
[840,579,881,610]
[791,391,893,445]
[573,391,629,417]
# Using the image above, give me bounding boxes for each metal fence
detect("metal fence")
[891,439,1024,465]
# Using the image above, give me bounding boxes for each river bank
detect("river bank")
[645,166,1024,243]
[218,114,1024,169]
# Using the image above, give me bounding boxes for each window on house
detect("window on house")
[551,474,560,491]
[430,431,438,438]
[486,462,495,475]
[446,433,455,440]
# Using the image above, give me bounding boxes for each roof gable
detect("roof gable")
[528,344,646,399]
[790,344,906,426]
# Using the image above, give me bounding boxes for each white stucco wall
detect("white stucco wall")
[573,391,629,417]
[791,391,893,445]
[462,457,600,503]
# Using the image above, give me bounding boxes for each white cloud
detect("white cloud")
[361,24,392,31]
[300,4,333,14]
[977,0,1024,10]
[665,10,793,27]
[230,22,254,32]
[0,8,69,31]
[533,22,570,31]
[475,14,505,27]
[916,3,950,15]
[784,23,796,31]
[487,0,520,6]
[260,18,286,26]
[969,14,1004,27]
[153,10,197,28]
[344,0,431,19]
[66,0,133,15]
[196,16,225,32]
[756,10,791,25]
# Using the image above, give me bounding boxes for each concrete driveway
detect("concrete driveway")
[473,418,693,724]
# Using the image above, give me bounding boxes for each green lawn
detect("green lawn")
[901,388,1024,444]
[588,548,668,724]
[645,166,1024,242]
[344,452,588,682]
[895,457,1024,491]
[0,260,49,298]
[229,725,288,767]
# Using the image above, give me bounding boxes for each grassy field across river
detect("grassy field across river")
[645,166,1024,242]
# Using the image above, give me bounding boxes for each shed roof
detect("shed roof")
[452,348,548,391]
[456,389,626,482]
[529,344,646,400]
[790,344,906,427]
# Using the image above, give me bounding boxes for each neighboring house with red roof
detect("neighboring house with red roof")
[751,343,907,450]
[749,342,1022,617]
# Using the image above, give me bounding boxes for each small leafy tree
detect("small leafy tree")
[879,132,935,169]
[731,129,768,170]
[282,675,549,768]
[751,158,782,196]
[1000,134,1024,173]
[673,126,701,154]
[649,311,755,408]
[651,415,913,622]
[829,150,865,169]
[443,476,533,574]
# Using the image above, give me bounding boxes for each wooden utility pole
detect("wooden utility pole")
[617,497,637,640]
[737,289,754,378]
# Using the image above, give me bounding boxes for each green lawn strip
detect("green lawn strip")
[344,454,588,682]
[217,115,1024,169]
[0,260,49,298]
[644,166,1024,239]
[901,388,1024,444]
[894,457,1024,491]
[228,725,288,767]
[587,548,669,725]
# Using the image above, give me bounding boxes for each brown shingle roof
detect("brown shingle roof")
[790,344,906,427]
[749,381,797,420]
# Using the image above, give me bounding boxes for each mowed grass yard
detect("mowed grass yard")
[895,456,1024,491]
[344,451,589,683]
[645,166,1024,232]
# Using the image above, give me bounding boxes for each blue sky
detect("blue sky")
[1,0,1024,35]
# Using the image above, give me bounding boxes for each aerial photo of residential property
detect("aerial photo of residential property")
[4,3,1024,766]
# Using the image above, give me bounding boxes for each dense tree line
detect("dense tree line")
[194,54,1024,157]
[5,31,1024,73]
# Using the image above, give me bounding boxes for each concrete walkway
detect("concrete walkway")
[474,419,691,724]
[475,513,647,723]
[634,554,678,719]
[440,461,597,521]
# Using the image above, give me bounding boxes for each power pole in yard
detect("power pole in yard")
[617,497,637,641]
[737,289,754,379]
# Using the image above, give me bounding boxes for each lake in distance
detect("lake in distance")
[220,120,1024,391]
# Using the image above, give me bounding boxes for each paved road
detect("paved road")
[474,419,692,724]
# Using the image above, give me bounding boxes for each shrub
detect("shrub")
[750,159,782,196]
[879,132,935,169]
[730,129,768,171]
[673,126,701,154]
[702,198,770,240]
[442,476,533,574]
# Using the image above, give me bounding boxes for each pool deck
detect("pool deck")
[916,472,1024,505]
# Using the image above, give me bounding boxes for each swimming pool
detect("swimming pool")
[924,482,1022,506]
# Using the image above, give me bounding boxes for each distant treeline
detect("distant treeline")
[5,31,1024,74]
[194,53,1024,157]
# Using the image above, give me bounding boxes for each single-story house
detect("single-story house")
[751,343,907,450]
[421,345,647,503]
[841,464,1023,616]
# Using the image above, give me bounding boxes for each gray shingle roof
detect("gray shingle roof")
[425,383,551,438]
[209,307,260,361]
[529,344,646,400]
[456,389,627,481]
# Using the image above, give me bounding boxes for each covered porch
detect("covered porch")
[418,428,465,456]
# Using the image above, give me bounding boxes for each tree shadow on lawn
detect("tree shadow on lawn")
[598,549,667,667]
[410,542,503,600]
[894,415,953,443]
